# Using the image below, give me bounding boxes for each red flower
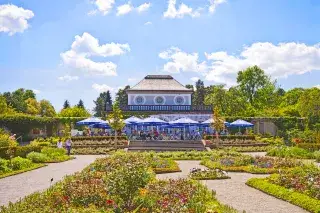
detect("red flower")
[106,199,114,205]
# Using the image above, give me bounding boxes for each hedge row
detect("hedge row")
[297,143,320,151]
[0,145,42,159]
[204,135,256,140]
[71,136,128,141]
[246,178,320,213]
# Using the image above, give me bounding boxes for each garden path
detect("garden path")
[0,155,102,206]
[157,160,307,213]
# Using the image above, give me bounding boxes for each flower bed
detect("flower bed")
[71,147,117,155]
[0,157,46,179]
[246,165,320,212]
[149,157,181,174]
[267,146,317,159]
[201,155,303,174]
[26,147,74,163]
[189,168,230,180]
[224,146,270,152]
[0,152,236,212]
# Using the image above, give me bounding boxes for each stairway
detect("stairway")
[128,140,206,152]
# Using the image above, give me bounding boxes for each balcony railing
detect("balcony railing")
[106,105,213,113]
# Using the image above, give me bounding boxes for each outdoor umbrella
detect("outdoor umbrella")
[76,117,106,126]
[139,117,168,126]
[124,116,143,124]
[89,121,111,129]
[229,119,254,132]
[169,117,200,139]
[201,118,230,127]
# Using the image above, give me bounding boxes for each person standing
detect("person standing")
[65,138,72,155]
[57,138,63,148]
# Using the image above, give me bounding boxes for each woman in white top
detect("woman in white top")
[57,138,63,148]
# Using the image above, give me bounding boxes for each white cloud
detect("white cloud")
[137,2,151,13]
[205,42,320,86]
[60,32,130,76]
[163,0,200,19]
[116,2,151,16]
[32,89,40,94]
[58,75,79,82]
[209,0,226,14]
[116,2,134,16]
[90,0,115,15]
[159,47,207,73]
[190,77,200,82]
[92,83,114,93]
[315,85,320,89]
[0,4,34,36]
[144,21,152,25]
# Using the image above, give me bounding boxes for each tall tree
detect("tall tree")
[0,95,8,114]
[116,85,130,106]
[25,98,40,115]
[237,65,271,105]
[63,100,70,109]
[93,91,113,117]
[193,79,205,106]
[107,102,125,145]
[2,88,36,113]
[297,88,320,118]
[212,106,225,142]
[59,106,90,117]
[39,100,56,117]
[77,99,85,108]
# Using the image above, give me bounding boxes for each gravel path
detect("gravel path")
[157,161,307,213]
[0,155,102,206]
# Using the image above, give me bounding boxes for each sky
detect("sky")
[1,0,320,111]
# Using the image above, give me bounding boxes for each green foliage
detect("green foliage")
[77,99,85,108]
[267,146,314,159]
[39,100,56,117]
[2,89,36,113]
[58,106,90,117]
[71,136,127,141]
[297,87,320,117]
[0,132,18,148]
[107,102,125,139]
[0,158,11,172]
[93,91,112,117]
[193,79,206,106]
[204,135,256,140]
[189,169,230,180]
[297,143,320,151]
[115,85,130,106]
[25,98,40,115]
[212,106,225,134]
[63,100,70,109]
[26,152,49,163]
[10,157,33,170]
[247,178,320,213]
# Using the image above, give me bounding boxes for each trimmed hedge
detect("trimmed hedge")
[297,143,320,151]
[0,163,46,179]
[204,135,256,140]
[0,145,42,159]
[246,178,320,213]
[71,136,128,141]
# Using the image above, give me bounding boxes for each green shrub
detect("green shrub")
[0,133,18,148]
[314,151,320,162]
[247,178,320,213]
[26,152,49,163]
[204,135,255,140]
[71,136,127,141]
[41,147,65,157]
[10,157,33,170]
[297,143,320,151]
[267,146,314,159]
[0,158,11,172]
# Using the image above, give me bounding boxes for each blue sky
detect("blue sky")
[1,0,320,111]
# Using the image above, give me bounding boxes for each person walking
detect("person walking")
[57,138,63,149]
[65,138,72,155]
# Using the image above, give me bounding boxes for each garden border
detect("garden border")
[0,163,47,179]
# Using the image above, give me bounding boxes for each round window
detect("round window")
[174,96,185,105]
[135,96,144,104]
[155,96,165,104]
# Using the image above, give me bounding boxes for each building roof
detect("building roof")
[127,75,192,93]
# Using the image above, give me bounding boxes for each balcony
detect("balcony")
[106,105,213,113]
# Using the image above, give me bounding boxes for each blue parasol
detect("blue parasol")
[89,121,111,129]
[229,119,254,127]
[124,116,143,124]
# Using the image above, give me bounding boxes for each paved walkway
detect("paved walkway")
[0,155,102,206]
[157,161,307,213]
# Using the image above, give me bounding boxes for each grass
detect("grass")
[246,178,320,213]
[0,163,47,179]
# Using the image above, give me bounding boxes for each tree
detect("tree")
[212,106,225,143]
[77,99,85,109]
[237,65,271,105]
[116,85,130,106]
[0,95,8,114]
[93,91,113,117]
[39,100,56,117]
[63,100,70,109]
[297,88,320,118]
[2,88,36,113]
[107,102,125,145]
[193,79,205,106]
[25,98,40,115]
[59,106,90,117]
